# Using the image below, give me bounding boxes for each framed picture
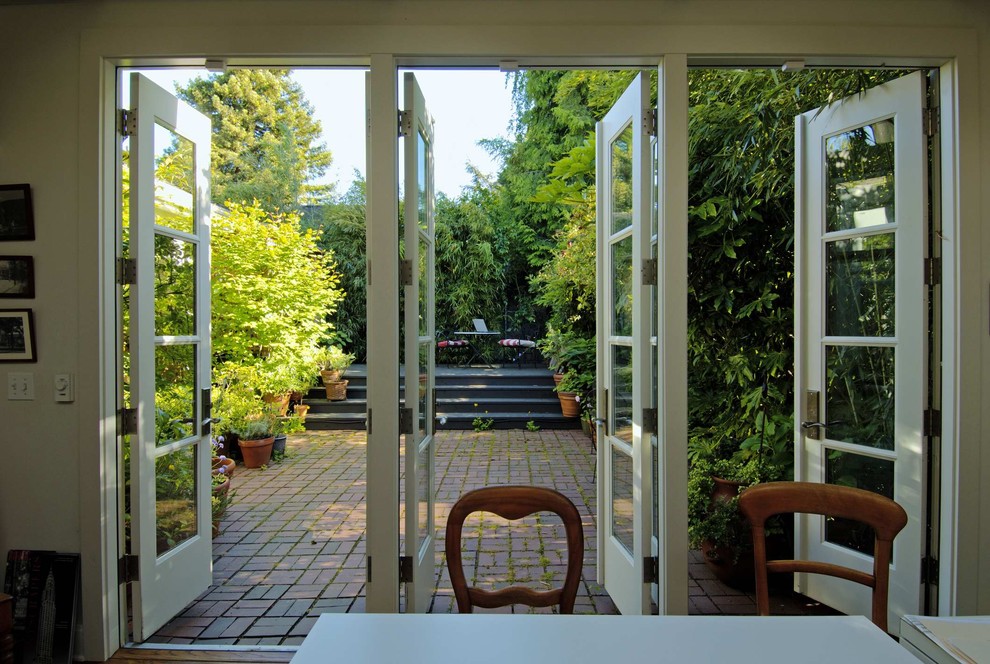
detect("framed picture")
[0,309,36,362]
[0,184,35,241]
[0,256,35,298]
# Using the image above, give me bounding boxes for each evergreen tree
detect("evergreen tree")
[176,70,332,210]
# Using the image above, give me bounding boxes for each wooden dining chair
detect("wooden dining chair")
[445,485,584,613]
[738,481,908,632]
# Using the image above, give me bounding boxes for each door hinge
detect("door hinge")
[644,108,658,137]
[116,257,137,285]
[399,407,414,435]
[118,554,139,584]
[399,555,414,583]
[642,258,658,287]
[398,110,412,138]
[120,109,137,138]
[366,555,372,583]
[644,555,659,584]
[921,555,939,585]
[643,408,658,436]
[924,409,942,438]
[119,407,138,436]
[399,259,414,286]
[925,257,941,286]
[366,408,372,435]
[923,107,939,137]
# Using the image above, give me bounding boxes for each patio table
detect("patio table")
[292,613,918,663]
[451,330,502,367]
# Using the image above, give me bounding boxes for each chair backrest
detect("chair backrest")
[472,318,489,332]
[445,485,584,613]
[738,481,908,632]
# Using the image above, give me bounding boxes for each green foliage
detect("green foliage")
[176,70,332,211]
[313,346,355,374]
[472,417,495,432]
[434,171,507,332]
[525,420,540,432]
[304,177,368,358]
[211,201,344,393]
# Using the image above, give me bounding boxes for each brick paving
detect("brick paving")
[150,429,836,646]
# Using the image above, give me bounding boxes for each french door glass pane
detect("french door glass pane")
[419,236,428,337]
[611,445,634,554]
[154,123,195,234]
[825,121,895,233]
[826,234,894,337]
[824,449,894,554]
[611,344,633,443]
[825,345,894,450]
[155,444,198,556]
[611,124,634,234]
[418,341,429,442]
[417,441,430,546]
[155,344,197,446]
[154,234,196,336]
[418,132,428,232]
[612,236,633,336]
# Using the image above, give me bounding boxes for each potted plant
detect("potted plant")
[272,413,305,457]
[542,331,595,420]
[232,407,278,468]
[314,346,355,400]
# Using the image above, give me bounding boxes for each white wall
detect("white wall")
[0,1,987,659]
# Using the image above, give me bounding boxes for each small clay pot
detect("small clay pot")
[239,436,275,468]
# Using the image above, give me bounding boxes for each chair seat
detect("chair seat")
[498,338,536,348]
[438,339,469,348]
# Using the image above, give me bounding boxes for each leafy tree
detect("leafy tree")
[211,200,344,392]
[176,70,332,211]
[303,176,369,360]
[435,170,506,333]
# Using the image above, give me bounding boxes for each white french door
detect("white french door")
[401,72,437,613]
[127,73,213,640]
[596,72,654,616]
[596,60,688,617]
[795,71,928,631]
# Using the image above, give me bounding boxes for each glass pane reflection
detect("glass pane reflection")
[611,345,633,444]
[826,345,894,450]
[155,444,198,556]
[154,234,196,336]
[155,344,196,446]
[154,123,196,234]
[611,445,634,555]
[826,234,895,338]
[825,449,894,555]
[612,236,633,337]
[611,124,634,234]
[825,122,895,233]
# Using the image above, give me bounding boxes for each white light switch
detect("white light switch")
[7,372,35,400]
[55,373,74,402]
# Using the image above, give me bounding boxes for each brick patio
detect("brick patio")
[149,429,835,646]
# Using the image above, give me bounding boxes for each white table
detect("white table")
[292,614,918,663]
[901,614,990,663]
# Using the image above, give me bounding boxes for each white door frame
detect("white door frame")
[86,43,970,660]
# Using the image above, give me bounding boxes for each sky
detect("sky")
[136,68,517,199]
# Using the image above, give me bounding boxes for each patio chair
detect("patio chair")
[738,481,908,633]
[436,332,473,367]
[445,485,584,614]
[497,337,538,368]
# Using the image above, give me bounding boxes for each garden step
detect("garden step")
[436,396,562,415]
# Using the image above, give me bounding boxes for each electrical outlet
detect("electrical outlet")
[55,373,74,402]
[7,372,35,400]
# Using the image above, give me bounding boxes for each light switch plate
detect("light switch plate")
[55,373,74,402]
[7,372,35,400]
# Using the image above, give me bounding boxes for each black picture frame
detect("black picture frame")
[0,308,36,362]
[0,256,35,298]
[0,184,35,241]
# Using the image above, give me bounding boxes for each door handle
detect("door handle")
[800,420,843,430]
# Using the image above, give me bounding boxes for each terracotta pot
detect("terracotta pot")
[700,476,753,589]
[552,372,564,387]
[294,403,310,421]
[212,519,221,539]
[212,473,230,496]
[321,369,341,384]
[239,436,275,468]
[212,456,235,478]
[557,391,580,418]
[324,379,348,401]
[262,392,291,416]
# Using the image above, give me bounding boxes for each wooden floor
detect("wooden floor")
[106,648,294,663]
